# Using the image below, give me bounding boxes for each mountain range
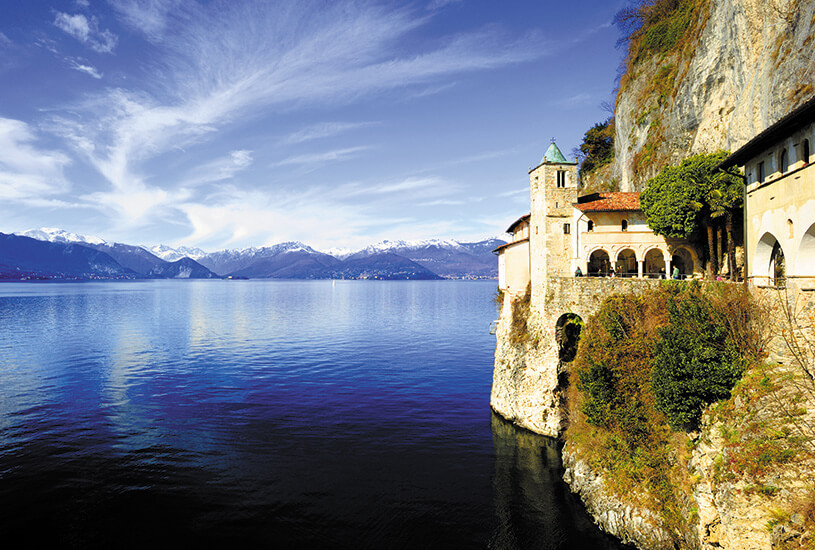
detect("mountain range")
[2,228,503,281]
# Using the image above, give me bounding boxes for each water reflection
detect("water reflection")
[490,413,631,549]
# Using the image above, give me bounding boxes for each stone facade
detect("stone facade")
[720,97,815,286]
[528,148,579,306]
[495,214,530,294]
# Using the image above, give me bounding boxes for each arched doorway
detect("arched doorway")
[616,248,637,277]
[671,248,694,279]
[645,248,666,278]
[796,223,815,276]
[756,232,784,285]
[556,313,583,365]
[771,242,786,287]
[588,249,610,276]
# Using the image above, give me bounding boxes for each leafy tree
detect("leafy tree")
[650,286,745,430]
[640,151,743,278]
[578,119,615,178]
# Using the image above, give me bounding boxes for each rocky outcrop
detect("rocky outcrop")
[562,447,675,550]
[615,0,815,190]
[490,294,566,437]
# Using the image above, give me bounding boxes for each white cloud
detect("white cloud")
[45,2,543,243]
[275,146,370,167]
[76,0,91,7]
[68,59,103,79]
[0,118,72,200]
[427,0,464,10]
[53,12,118,53]
[109,0,184,42]
[183,149,253,186]
[283,121,376,145]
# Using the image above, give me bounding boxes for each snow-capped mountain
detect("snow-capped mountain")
[8,227,501,280]
[16,228,106,246]
[147,244,208,262]
[195,242,322,275]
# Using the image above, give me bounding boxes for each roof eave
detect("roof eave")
[718,94,815,170]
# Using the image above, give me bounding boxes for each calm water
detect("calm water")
[0,280,628,548]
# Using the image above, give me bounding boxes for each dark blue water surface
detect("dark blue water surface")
[0,280,628,548]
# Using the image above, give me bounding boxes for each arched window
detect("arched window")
[621,219,628,232]
[587,220,594,232]
[804,139,811,166]
[780,149,788,173]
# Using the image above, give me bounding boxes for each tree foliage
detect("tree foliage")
[651,285,746,430]
[640,151,743,276]
[578,119,615,178]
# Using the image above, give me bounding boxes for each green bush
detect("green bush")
[651,286,746,430]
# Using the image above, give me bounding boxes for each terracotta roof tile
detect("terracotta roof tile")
[574,192,640,212]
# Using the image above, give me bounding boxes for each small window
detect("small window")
[556,171,566,188]
[621,219,628,232]
[804,140,811,165]
[758,161,765,183]
[563,223,570,235]
[780,149,788,173]
[587,220,594,232]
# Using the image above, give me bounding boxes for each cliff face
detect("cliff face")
[490,294,567,437]
[615,0,815,190]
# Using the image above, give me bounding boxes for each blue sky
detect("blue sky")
[0,0,624,251]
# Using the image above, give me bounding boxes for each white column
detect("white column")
[637,260,644,278]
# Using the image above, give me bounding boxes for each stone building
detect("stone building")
[572,192,701,278]
[718,95,815,286]
[495,140,699,303]
[494,214,530,294]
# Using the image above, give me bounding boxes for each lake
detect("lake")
[0,280,628,548]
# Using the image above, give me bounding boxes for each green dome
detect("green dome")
[541,141,568,164]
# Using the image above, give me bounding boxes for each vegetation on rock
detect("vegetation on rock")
[567,282,764,538]
[652,284,747,430]
[577,119,615,179]
[615,0,710,75]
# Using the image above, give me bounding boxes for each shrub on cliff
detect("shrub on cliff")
[577,119,615,178]
[651,284,746,430]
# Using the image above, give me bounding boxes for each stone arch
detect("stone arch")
[796,222,815,277]
[588,248,610,276]
[555,313,583,365]
[670,247,695,278]
[756,232,785,284]
[644,247,667,278]
[616,248,637,277]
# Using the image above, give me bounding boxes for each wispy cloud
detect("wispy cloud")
[183,149,253,186]
[282,121,376,145]
[44,1,543,238]
[427,0,464,10]
[275,146,370,167]
[53,12,118,53]
[68,58,102,79]
[109,0,185,43]
[0,118,71,200]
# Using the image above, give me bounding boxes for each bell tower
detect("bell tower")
[528,139,578,303]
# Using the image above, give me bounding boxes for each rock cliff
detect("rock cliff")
[614,0,815,190]
[490,293,567,437]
